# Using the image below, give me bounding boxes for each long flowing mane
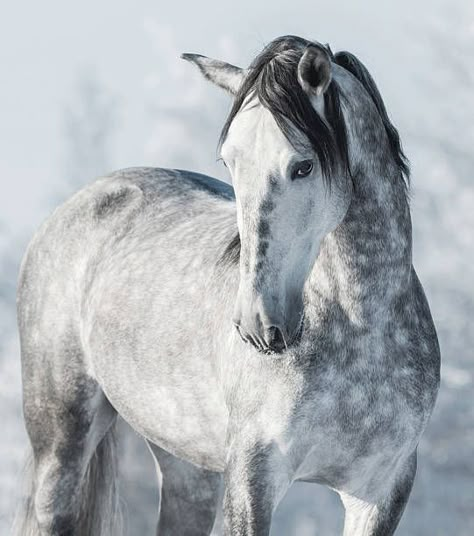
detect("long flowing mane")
[219,35,410,265]
[333,49,410,183]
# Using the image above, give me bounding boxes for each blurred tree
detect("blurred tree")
[61,71,117,195]
[0,73,117,357]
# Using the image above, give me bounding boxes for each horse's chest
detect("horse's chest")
[343,362,425,432]
[294,352,430,490]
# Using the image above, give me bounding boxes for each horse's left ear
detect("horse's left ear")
[297,44,332,97]
[181,53,246,95]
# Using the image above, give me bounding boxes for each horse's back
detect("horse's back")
[18,166,235,320]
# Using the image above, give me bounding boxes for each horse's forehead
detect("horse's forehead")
[223,104,294,164]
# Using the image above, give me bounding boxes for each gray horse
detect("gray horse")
[15,36,440,536]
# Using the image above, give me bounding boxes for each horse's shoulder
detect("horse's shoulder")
[19,167,234,286]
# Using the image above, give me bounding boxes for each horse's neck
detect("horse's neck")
[308,171,411,327]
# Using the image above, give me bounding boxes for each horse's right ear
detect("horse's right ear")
[181,53,246,95]
[297,44,332,98]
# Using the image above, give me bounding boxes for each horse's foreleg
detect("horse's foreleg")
[340,451,417,536]
[147,442,222,536]
[223,441,292,536]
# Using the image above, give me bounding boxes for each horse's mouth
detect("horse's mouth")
[236,311,305,356]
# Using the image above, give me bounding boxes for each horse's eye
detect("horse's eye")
[292,160,314,180]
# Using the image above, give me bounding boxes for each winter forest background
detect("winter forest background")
[0,0,473,534]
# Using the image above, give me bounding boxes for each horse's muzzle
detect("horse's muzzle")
[234,319,303,355]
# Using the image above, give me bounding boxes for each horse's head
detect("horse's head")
[182,36,354,353]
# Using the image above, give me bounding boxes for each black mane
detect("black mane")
[219,36,410,266]
[333,50,410,183]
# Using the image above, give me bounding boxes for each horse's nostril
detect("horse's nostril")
[266,326,287,353]
[234,322,248,344]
